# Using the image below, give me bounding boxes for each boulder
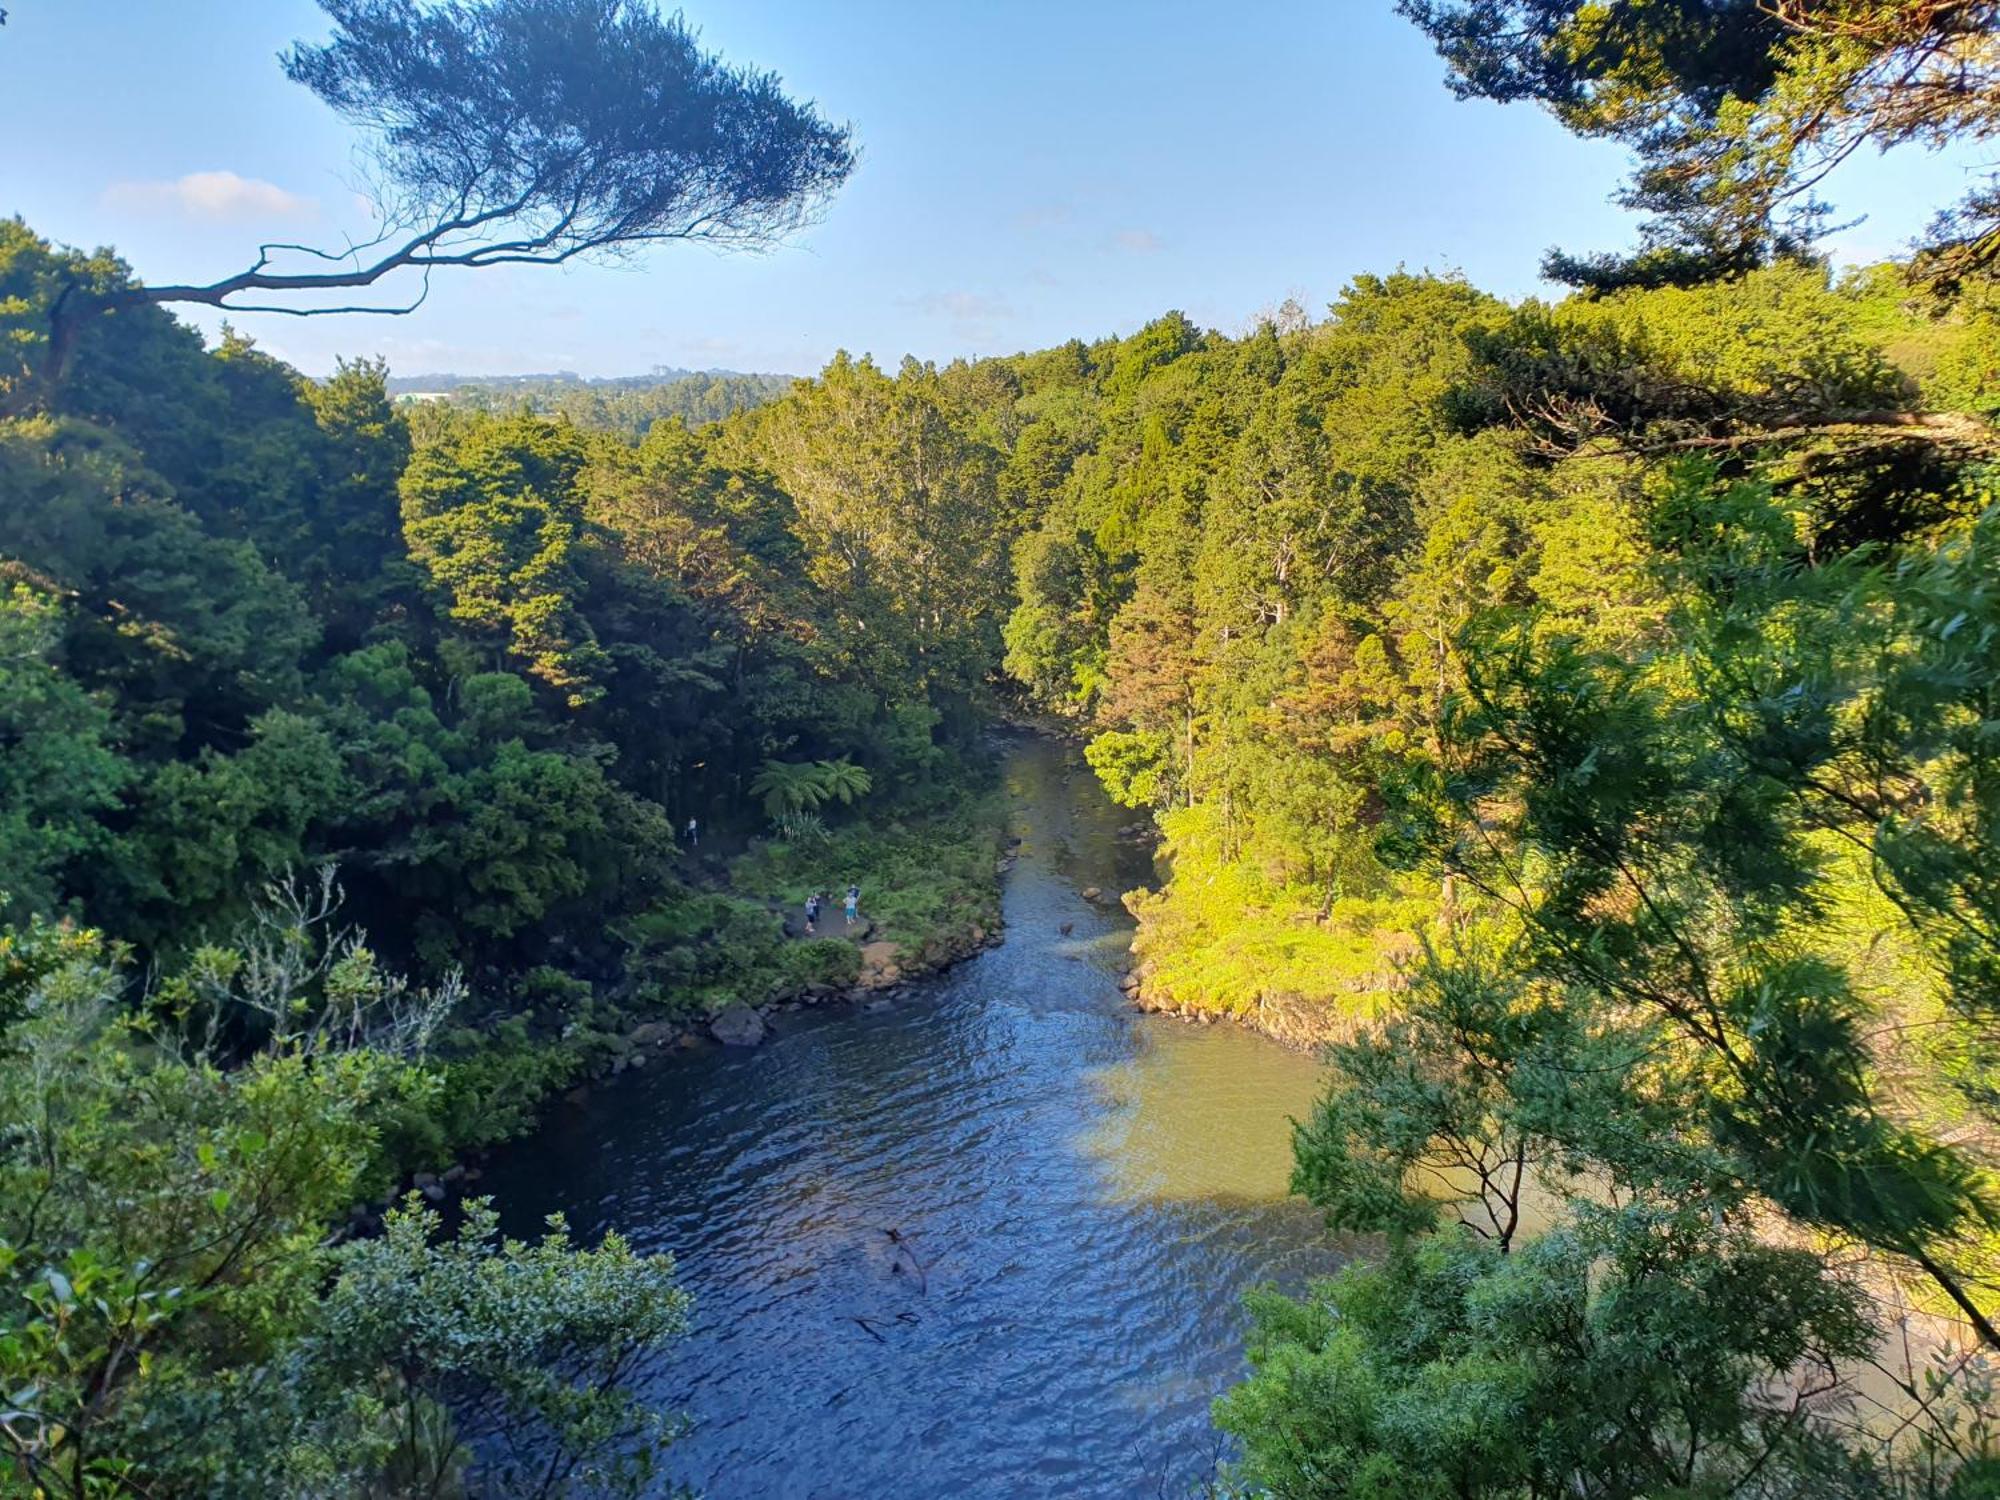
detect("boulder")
[1059,921,1074,936]
[628,1021,678,1049]
[710,1003,768,1047]
[857,940,903,989]
[1081,886,1103,902]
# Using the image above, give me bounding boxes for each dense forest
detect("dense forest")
[391,369,798,440]
[0,214,1011,1493]
[5,0,2000,1494]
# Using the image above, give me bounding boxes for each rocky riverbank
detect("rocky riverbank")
[1115,965,1369,1052]
[637,908,1008,1055]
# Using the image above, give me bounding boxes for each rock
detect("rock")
[1058,921,1074,936]
[710,1003,768,1047]
[1081,886,1103,902]
[857,940,903,990]
[1118,972,1140,992]
[678,1033,701,1050]
[421,1181,447,1203]
[442,1164,468,1185]
[628,1021,678,1049]
[970,924,985,945]
[412,1171,439,1191]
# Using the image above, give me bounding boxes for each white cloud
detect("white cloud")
[102,170,318,223]
[1110,228,1164,255]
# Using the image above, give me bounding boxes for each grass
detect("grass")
[730,788,1006,959]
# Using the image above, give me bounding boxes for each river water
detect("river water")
[483,734,1339,1498]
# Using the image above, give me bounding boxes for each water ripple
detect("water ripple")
[484,738,1340,1498]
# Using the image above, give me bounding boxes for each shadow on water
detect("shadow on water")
[480,733,1342,1498]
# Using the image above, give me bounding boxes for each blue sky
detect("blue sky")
[3,1,1985,378]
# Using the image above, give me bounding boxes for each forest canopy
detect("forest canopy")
[5,0,2000,1493]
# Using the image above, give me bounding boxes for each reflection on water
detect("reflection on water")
[480,735,1340,1498]
[1081,1026,1325,1206]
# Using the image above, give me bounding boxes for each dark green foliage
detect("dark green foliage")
[400,369,796,438]
[0,574,128,922]
[282,0,855,266]
[0,198,1034,1492]
[1219,1209,1877,1498]
[0,0,854,415]
[1398,1,2000,290]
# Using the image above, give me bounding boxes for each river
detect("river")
[482,733,1340,1498]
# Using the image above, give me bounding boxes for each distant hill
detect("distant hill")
[387,368,798,437]
[385,366,793,393]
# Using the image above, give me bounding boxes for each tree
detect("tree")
[746,757,871,821]
[298,356,414,645]
[399,413,609,704]
[0,573,128,922]
[0,895,689,1498]
[749,353,1008,702]
[1399,0,2000,289]
[1389,463,2000,1345]
[20,0,854,404]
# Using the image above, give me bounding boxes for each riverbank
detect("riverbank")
[1101,811,1428,1053]
[471,729,1339,1500]
[364,762,1013,1215]
[593,785,1011,1056]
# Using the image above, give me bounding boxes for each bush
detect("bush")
[732,789,1004,949]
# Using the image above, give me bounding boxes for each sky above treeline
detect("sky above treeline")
[4,0,1985,379]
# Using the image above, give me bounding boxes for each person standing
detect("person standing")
[685,815,699,848]
[844,884,860,927]
[804,891,820,935]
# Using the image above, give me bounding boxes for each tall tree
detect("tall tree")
[1400,0,2000,288]
[14,0,854,407]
